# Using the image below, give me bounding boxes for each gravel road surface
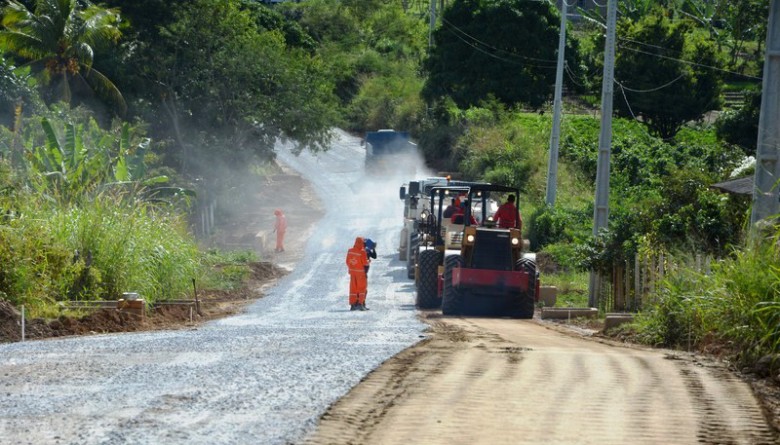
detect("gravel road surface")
[0,130,428,445]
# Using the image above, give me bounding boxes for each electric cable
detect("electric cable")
[441,23,557,68]
[615,74,685,93]
[440,16,558,65]
[617,42,762,80]
[564,61,589,88]
[617,82,638,120]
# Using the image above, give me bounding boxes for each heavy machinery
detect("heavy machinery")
[415,184,538,318]
[399,177,488,279]
[398,176,450,278]
[363,129,417,174]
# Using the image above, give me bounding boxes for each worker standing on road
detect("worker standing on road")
[346,237,370,311]
[493,194,521,231]
[273,209,287,252]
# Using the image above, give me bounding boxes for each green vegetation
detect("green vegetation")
[629,231,780,365]
[0,0,776,369]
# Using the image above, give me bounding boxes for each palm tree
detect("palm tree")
[0,0,126,114]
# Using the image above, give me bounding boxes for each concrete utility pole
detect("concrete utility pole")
[751,0,780,226]
[588,0,618,308]
[545,0,568,206]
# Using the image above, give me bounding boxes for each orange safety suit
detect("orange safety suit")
[494,202,521,230]
[346,237,370,307]
[450,205,477,225]
[273,209,287,252]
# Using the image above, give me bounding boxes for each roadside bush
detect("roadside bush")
[540,242,581,272]
[527,204,590,251]
[633,230,780,366]
[50,197,200,303]
[0,193,201,317]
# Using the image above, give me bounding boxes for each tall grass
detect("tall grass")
[633,230,780,364]
[0,191,201,316]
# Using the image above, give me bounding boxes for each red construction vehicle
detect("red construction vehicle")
[415,184,538,318]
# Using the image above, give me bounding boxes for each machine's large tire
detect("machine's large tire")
[442,255,464,316]
[399,228,408,261]
[512,258,538,319]
[406,232,420,279]
[416,249,442,309]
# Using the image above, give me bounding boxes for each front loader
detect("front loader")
[415,184,539,318]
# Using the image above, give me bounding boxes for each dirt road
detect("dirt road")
[302,314,779,445]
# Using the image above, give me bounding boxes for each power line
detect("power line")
[616,74,685,93]
[617,42,763,81]
[440,17,558,66]
[617,82,638,120]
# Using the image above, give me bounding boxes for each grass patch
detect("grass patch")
[543,270,589,308]
[199,249,259,291]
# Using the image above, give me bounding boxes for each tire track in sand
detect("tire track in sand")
[300,317,778,445]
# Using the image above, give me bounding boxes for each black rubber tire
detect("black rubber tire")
[416,249,442,309]
[406,233,419,279]
[442,255,464,316]
[513,258,538,319]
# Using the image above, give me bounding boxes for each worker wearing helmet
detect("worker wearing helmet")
[493,195,521,230]
[450,200,477,225]
[273,209,287,252]
[346,237,370,311]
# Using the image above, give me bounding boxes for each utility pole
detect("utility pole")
[545,0,568,206]
[588,0,618,308]
[751,0,780,226]
[429,0,437,48]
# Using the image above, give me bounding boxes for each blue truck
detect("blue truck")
[363,129,418,174]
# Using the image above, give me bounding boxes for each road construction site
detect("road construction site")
[0,130,777,444]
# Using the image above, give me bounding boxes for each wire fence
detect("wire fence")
[596,252,713,313]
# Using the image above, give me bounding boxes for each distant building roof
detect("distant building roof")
[710,176,753,195]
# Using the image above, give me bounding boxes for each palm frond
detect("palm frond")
[82,66,127,115]
[80,6,122,49]
[0,1,34,28]
[0,31,50,59]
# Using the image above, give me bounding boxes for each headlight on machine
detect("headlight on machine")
[511,237,520,246]
[466,234,475,243]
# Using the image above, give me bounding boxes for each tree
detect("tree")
[0,0,125,114]
[135,0,338,174]
[422,0,583,110]
[0,54,39,128]
[715,89,761,155]
[614,10,723,139]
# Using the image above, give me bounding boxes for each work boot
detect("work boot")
[359,304,368,311]
[350,304,357,311]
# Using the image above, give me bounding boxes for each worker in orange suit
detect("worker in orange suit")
[273,209,287,252]
[493,194,521,231]
[346,237,370,311]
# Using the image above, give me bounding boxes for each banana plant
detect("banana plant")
[28,117,193,206]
